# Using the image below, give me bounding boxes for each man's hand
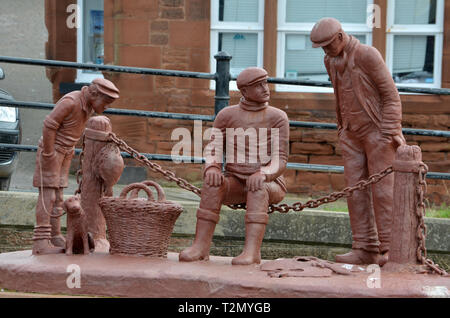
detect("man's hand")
[381,132,406,148]
[392,133,406,148]
[247,171,266,192]
[204,167,224,187]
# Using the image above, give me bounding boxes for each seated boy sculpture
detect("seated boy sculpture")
[179,67,290,265]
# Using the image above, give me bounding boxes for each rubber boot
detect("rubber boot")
[32,225,64,255]
[335,248,381,265]
[179,208,219,262]
[232,213,268,265]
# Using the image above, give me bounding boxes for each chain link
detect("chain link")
[74,134,85,195]
[108,133,202,197]
[416,163,448,276]
[105,132,394,214]
[262,166,394,214]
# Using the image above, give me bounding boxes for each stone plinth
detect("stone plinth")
[0,250,448,298]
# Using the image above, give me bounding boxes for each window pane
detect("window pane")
[394,0,437,24]
[284,34,366,81]
[219,33,258,77]
[393,35,435,84]
[83,0,104,70]
[219,0,259,22]
[285,0,367,24]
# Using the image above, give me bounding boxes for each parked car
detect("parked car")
[0,67,21,190]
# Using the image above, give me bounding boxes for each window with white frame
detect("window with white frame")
[210,0,264,89]
[386,0,444,88]
[76,0,104,83]
[276,0,373,92]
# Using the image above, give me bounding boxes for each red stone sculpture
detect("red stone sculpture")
[387,145,426,268]
[80,116,124,252]
[64,195,94,255]
[311,18,405,265]
[32,78,119,255]
[179,67,290,265]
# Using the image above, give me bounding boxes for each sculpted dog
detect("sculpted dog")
[64,196,95,255]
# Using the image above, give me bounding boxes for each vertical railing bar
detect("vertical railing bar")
[214,51,232,116]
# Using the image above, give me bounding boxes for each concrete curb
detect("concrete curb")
[1,190,449,254]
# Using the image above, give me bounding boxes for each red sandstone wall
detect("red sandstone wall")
[45,0,77,102]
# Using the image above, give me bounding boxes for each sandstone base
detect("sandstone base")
[0,250,448,298]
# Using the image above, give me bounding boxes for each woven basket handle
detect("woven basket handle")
[123,181,166,201]
[119,183,155,201]
[138,180,166,201]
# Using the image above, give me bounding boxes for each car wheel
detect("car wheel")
[0,177,11,191]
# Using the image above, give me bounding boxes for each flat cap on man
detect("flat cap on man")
[236,67,268,90]
[310,17,343,48]
[92,78,120,99]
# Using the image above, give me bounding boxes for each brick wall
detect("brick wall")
[45,0,449,206]
[45,0,77,101]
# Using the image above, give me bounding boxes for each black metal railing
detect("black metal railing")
[0,53,449,181]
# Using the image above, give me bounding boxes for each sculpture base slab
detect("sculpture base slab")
[0,250,448,298]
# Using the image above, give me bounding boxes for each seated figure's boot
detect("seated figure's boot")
[179,208,219,262]
[232,213,268,266]
[335,248,381,265]
[32,226,64,255]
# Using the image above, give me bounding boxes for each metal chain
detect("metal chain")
[85,132,449,275]
[259,166,392,214]
[74,134,85,195]
[416,163,448,276]
[108,133,202,197]
[106,132,393,214]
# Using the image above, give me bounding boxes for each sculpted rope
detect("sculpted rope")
[74,134,85,196]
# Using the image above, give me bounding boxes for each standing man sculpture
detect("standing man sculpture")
[311,18,405,265]
[179,67,290,265]
[32,78,119,255]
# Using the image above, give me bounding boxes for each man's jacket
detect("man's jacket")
[324,36,402,137]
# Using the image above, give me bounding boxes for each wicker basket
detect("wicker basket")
[99,180,183,257]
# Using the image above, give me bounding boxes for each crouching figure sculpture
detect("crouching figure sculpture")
[179,67,290,265]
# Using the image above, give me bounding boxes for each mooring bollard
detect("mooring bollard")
[388,144,424,265]
[79,116,124,253]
